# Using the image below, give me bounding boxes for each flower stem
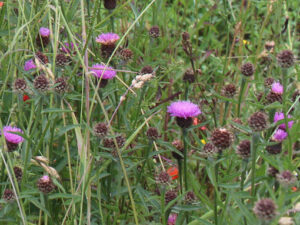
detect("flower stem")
[182,128,188,191]
[237,77,247,117]
[222,101,230,126]
[214,153,221,225]
[240,159,248,191]
[281,69,292,160]
[177,159,183,194]
[251,132,260,199]
[161,187,166,224]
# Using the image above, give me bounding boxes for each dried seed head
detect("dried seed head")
[182,31,192,56]
[276,50,294,68]
[104,0,116,10]
[103,135,125,149]
[141,65,153,74]
[211,128,234,151]
[266,141,282,155]
[253,198,277,221]
[165,190,177,204]
[265,41,275,51]
[156,171,170,184]
[185,191,196,204]
[93,122,108,138]
[35,51,49,64]
[248,112,268,132]
[236,140,251,159]
[34,75,49,92]
[182,32,190,41]
[120,48,133,61]
[146,127,159,140]
[221,84,237,98]
[37,175,56,194]
[56,53,71,67]
[241,62,255,76]
[172,139,184,160]
[183,69,195,83]
[276,170,297,187]
[267,166,279,177]
[203,143,218,156]
[54,77,68,94]
[149,26,160,38]
[266,91,282,104]
[264,77,275,87]
[3,189,15,202]
[14,78,27,92]
[292,89,300,102]
[13,166,23,182]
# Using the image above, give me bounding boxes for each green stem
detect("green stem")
[214,153,221,225]
[178,159,183,194]
[251,132,260,199]
[240,159,248,225]
[222,101,230,126]
[237,77,247,117]
[161,187,166,225]
[240,159,248,191]
[281,69,292,160]
[182,128,188,191]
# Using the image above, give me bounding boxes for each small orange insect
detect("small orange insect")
[167,167,179,180]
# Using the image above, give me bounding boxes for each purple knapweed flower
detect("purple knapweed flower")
[273,129,287,142]
[90,64,116,79]
[271,82,283,94]
[96,33,120,45]
[1,126,24,144]
[167,213,177,225]
[39,27,50,37]
[60,42,77,54]
[274,112,293,130]
[24,59,37,71]
[167,101,201,119]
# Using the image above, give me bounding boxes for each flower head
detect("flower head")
[274,112,293,130]
[24,59,36,71]
[1,126,24,144]
[167,213,177,225]
[96,33,120,45]
[39,27,50,37]
[276,170,296,187]
[90,64,116,79]
[277,50,294,68]
[253,198,277,221]
[60,42,75,54]
[273,129,287,142]
[272,82,283,94]
[167,101,201,119]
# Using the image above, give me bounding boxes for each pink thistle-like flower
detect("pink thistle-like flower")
[167,101,201,119]
[24,59,37,71]
[273,129,287,142]
[274,112,293,130]
[90,64,116,79]
[39,27,50,37]
[1,126,24,144]
[167,213,177,225]
[60,42,77,54]
[96,33,120,45]
[271,82,283,94]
